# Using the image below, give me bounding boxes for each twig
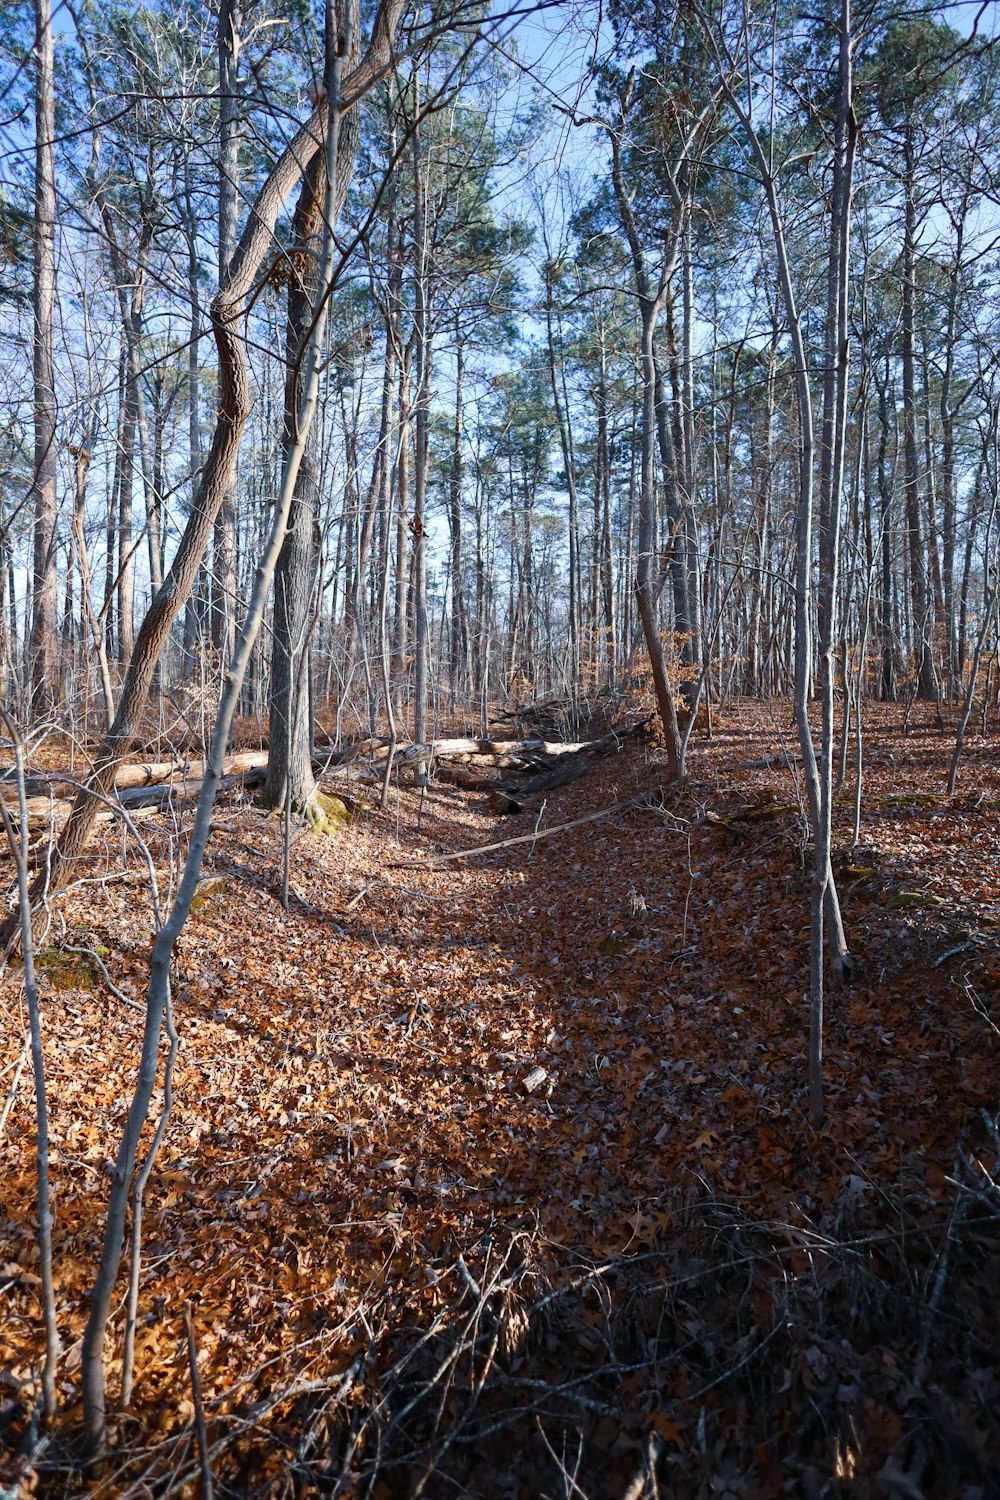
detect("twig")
[61,944,143,1011]
[730,753,801,772]
[528,797,547,861]
[0,1032,30,1142]
[184,1303,214,1500]
[934,940,975,968]
[121,984,181,1405]
[916,1169,967,1380]
[345,879,450,912]
[0,710,60,1419]
[345,880,380,912]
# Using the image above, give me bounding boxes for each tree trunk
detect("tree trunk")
[392,342,412,706]
[679,200,702,681]
[876,355,896,699]
[266,63,361,814]
[902,142,937,700]
[78,1,382,1460]
[543,263,581,701]
[596,341,616,685]
[265,157,326,816]
[411,97,431,754]
[30,0,59,713]
[606,101,684,773]
[212,0,242,664]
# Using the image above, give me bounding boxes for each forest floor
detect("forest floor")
[1,699,999,1499]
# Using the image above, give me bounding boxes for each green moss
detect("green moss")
[873,792,950,809]
[296,789,353,836]
[191,876,228,915]
[36,948,98,992]
[739,802,799,822]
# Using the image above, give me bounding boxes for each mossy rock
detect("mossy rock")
[191,876,229,915]
[36,948,98,992]
[739,802,800,822]
[887,891,947,910]
[872,793,950,809]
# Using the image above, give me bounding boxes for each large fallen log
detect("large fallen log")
[17,771,255,832]
[1,747,381,806]
[12,756,377,837]
[508,761,589,797]
[392,720,651,767]
[410,720,651,812]
[0,738,388,801]
[1,750,272,803]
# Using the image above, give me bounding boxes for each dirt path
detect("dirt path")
[2,704,999,1494]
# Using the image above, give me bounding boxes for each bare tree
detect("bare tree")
[29,0,59,711]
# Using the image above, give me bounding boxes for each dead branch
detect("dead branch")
[393,793,682,867]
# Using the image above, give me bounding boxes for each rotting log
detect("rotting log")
[404,721,649,810]
[1,750,272,802]
[391,719,651,767]
[0,747,378,808]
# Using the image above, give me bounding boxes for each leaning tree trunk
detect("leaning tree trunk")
[1,0,407,949]
[211,0,241,664]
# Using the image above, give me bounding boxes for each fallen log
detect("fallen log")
[2,750,272,803]
[394,736,551,763]
[392,719,651,769]
[4,720,647,822]
[508,761,588,797]
[1,747,381,806]
[414,722,650,812]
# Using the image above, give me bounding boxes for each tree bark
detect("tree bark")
[411,95,431,755]
[30,0,59,713]
[211,0,242,663]
[902,138,937,700]
[605,94,686,775]
[446,324,471,701]
[266,54,361,814]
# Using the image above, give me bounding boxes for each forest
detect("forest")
[1,0,1000,1493]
